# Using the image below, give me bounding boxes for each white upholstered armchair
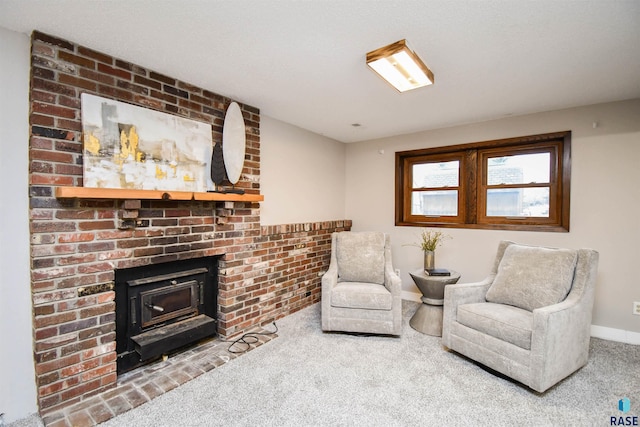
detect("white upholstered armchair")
[321,231,402,336]
[442,240,599,393]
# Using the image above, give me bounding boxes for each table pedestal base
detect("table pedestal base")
[410,303,444,336]
[408,269,460,336]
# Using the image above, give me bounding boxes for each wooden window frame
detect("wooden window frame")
[404,152,466,225]
[395,131,571,232]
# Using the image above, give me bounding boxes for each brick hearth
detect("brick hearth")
[41,324,277,427]
[28,30,351,418]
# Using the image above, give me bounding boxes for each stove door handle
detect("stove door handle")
[145,303,165,313]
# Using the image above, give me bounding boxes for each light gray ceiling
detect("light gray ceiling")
[1,0,639,143]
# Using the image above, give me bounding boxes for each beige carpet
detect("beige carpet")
[12,301,640,426]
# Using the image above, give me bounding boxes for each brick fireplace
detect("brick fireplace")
[28,31,351,416]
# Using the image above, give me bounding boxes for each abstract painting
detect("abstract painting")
[81,93,213,192]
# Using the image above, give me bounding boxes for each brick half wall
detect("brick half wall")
[28,31,351,414]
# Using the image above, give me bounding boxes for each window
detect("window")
[406,153,464,224]
[395,131,571,231]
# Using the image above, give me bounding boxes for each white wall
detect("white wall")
[261,115,346,225]
[345,99,640,342]
[0,27,38,423]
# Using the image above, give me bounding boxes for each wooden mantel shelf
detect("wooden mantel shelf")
[55,187,264,202]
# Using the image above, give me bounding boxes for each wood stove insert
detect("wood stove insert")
[115,257,220,374]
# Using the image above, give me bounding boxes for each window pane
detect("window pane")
[412,190,458,216]
[487,153,550,185]
[413,161,459,188]
[486,188,550,217]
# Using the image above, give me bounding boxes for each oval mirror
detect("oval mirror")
[222,102,246,185]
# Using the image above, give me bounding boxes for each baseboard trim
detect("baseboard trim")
[402,291,422,302]
[402,293,640,345]
[590,325,640,345]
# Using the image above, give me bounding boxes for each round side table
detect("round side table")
[409,269,460,336]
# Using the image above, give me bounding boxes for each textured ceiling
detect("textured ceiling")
[1,0,639,142]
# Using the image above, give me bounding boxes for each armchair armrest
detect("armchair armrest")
[529,288,594,392]
[528,248,598,392]
[441,277,494,347]
[445,278,493,305]
[383,252,402,335]
[321,263,338,287]
[321,262,338,330]
[384,264,402,296]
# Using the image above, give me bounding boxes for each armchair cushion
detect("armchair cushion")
[485,244,578,312]
[457,303,533,350]
[336,232,385,285]
[330,282,393,310]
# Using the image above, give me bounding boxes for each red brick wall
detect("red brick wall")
[28,31,351,414]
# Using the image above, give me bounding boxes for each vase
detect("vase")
[424,250,435,272]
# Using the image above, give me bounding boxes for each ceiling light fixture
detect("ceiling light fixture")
[366,39,434,93]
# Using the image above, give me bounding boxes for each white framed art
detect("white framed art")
[81,93,214,192]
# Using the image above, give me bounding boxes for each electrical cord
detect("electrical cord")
[224,322,278,354]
